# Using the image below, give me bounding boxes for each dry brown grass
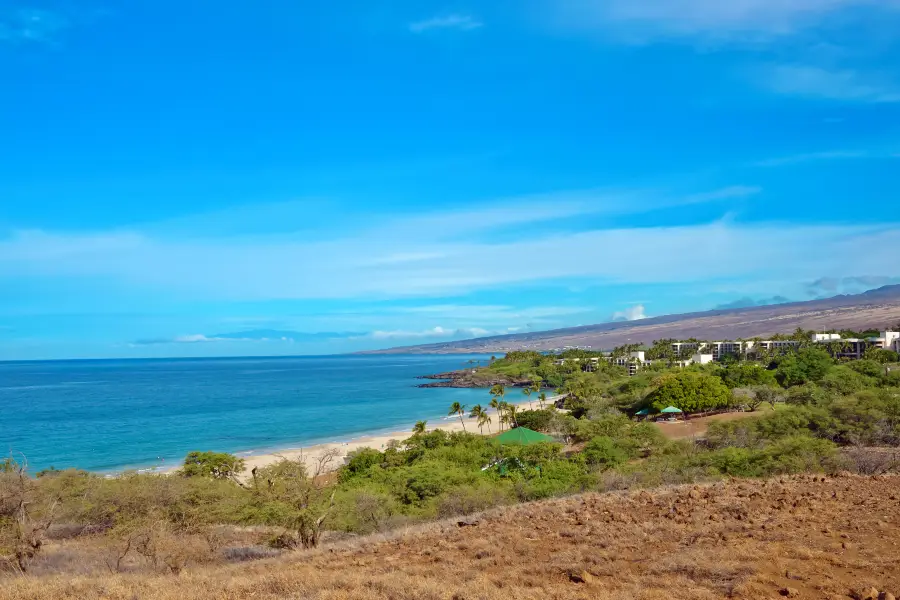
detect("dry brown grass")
[3,474,899,600]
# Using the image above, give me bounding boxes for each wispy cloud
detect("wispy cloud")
[684,186,761,203]
[713,296,791,310]
[761,65,900,103]
[754,150,869,167]
[0,8,68,44]
[2,193,899,303]
[548,0,900,43]
[367,326,493,340]
[805,275,900,298]
[133,329,363,346]
[409,14,483,34]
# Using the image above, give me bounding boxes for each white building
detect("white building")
[812,333,842,342]
[690,353,715,365]
[871,331,900,353]
[671,342,707,356]
[710,341,752,360]
[755,340,802,353]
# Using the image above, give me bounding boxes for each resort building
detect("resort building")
[710,341,752,360]
[671,342,706,356]
[755,340,802,353]
[811,331,900,360]
[611,351,647,376]
[812,333,842,342]
[690,353,715,365]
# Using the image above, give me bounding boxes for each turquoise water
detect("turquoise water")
[0,355,492,473]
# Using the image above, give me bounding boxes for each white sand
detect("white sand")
[211,396,560,478]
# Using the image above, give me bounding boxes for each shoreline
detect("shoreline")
[157,396,557,478]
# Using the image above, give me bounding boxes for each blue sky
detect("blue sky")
[1,0,899,360]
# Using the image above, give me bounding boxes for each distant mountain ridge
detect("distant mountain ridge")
[363,285,900,354]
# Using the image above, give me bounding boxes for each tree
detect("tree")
[753,385,784,410]
[582,437,629,470]
[489,384,506,404]
[506,404,520,428]
[0,456,57,573]
[718,363,778,389]
[489,398,503,431]
[448,402,467,432]
[647,371,732,414]
[412,420,427,435]
[865,348,899,365]
[515,409,554,432]
[538,392,548,409]
[775,348,834,388]
[180,451,246,481]
[522,386,533,409]
[253,449,341,548]
[469,405,487,433]
[473,405,492,434]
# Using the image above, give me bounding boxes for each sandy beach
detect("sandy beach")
[217,396,561,478]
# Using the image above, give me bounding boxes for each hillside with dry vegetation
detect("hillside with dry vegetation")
[3,474,899,600]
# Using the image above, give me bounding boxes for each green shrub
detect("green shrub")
[515,409,555,432]
[582,437,629,470]
[339,448,385,482]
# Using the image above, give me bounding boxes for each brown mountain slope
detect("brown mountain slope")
[6,474,899,600]
[366,285,900,354]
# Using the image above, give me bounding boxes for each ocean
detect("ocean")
[0,354,493,473]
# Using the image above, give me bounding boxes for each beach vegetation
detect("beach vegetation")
[180,452,246,481]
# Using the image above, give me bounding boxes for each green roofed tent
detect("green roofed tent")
[660,406,684,414]
[635,409,651,416]
[495,427,554,445]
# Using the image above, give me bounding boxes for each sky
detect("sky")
[1,0,899,360]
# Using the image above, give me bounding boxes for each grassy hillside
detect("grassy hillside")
[3,474,899,600]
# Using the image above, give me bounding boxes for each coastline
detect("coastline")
[160,396,555,478]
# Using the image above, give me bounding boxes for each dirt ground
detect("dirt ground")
[3,473,899,600]
[653,411,761,440]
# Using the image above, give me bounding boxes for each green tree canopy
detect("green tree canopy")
[180,451,245,480]
[718,363,778,389]
[647,371,732,413]
[775,348,834,387]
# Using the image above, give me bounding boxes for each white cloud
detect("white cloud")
[548,0,900,42]
[368,326,492,340]
[409,14,483,33]
[683,186,761,203]
[2,193,899,304]
[761,65,900,103]
[611,305,649,322]
[754,150,868,167]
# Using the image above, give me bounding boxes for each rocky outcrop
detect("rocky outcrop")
[416,370,532,389]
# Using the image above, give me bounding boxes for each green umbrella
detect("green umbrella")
[495,427,554,445]
[660,406,684,414]
[635,408,651,416]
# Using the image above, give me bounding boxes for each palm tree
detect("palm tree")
[489,397,503,431]
[412,420,427,435]
[507,404,519,428]
[522,386,533,409]
[538,392,547,409]
[478,413,492,434]
[469,405,486,433]
[448,402,467,432]
[490,383,506,401]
